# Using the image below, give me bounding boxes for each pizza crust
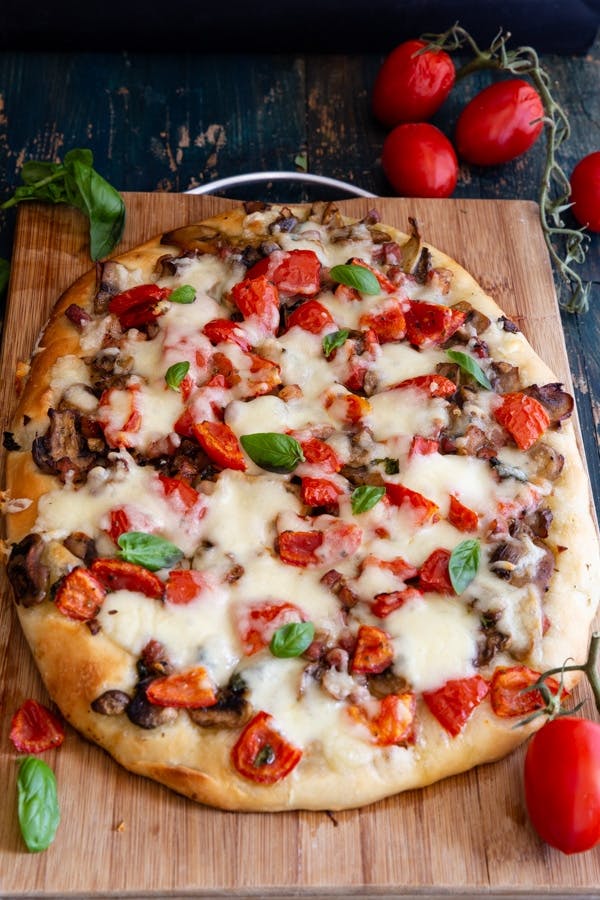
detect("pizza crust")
[3,203,599,811]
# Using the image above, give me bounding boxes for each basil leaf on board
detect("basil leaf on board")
[118,532,183,571]
[270,622,315,658]
[330,263,380,295]
[1,149,125,262]
[351,485,386,514]
[446,349,492,390]
[240,433,305,473]
[322,329,350,358]
[165,361,190,391]
[17,756,60,853]
[169,284,197,304]
[449,539,481,594]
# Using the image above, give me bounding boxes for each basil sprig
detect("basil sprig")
[330,263,380,295]
[165,361,190,391]
[351,485,385,514]
[1,149,125,261]
[449,539,481,594]
[240,433,304,473]
[118,532,183,571]
[323,329,350,358]
[17,756,60,853]
[446,349,492,390]
[270,622,315,658]
[169,284,196,304]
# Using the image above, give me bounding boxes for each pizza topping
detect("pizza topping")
[522,382,574,425]
[188,675,252,729]
[240,432,304,473]
[231,711,302,784]
[230,275,280,335]
[90,558,164,599]
[269,621,316,658]
[348,692,416,745]
[493,392,551,451]
[32,408,100,482]
[10,700,66,753]
[165,361,190,392]
[423,675,489,736]
[117,532,183,571]
[238,601,307,656]
[192,421,247,471]
[246,248,321,296]
[54,566,106,620]
[126,679,179,729]
[350,484,385,514]
[448,494,479,532]
[91,690,131,716]
[145,666,218,708]
[445,349,492,390]
[330,263,381,295]
[385,483,440,526]
[6,533,49,607]
[351,624,394,674]
[489,665,562,718]
[391,373,457,398]
[448,539,481,594]
[404,300,466,346]
[417,548,454,595]
[108,284,172,330]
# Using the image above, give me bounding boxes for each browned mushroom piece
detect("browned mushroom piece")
[451,300,491,335]
[91,689,131,716]
[126,680,178,730]
[528,441,565,481]
[188,676,252,729]
[488,360,522,393]
[31,408,97,483]
[367,669,409,699]
[160,222,222,254]
[6,533,49,607]
[523,383,574,425]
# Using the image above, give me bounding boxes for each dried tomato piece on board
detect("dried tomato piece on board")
[231,710,302,784]
[10,699,65,753]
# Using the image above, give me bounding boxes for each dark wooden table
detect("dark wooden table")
[0,33,599,511]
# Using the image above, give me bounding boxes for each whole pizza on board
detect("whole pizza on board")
[2,201,598,811]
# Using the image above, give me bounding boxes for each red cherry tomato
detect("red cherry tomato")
[381,123,458,198]
[372,39,455,127]
[570,151,600,232]
[524,717,600,854]
[455,78,544,166]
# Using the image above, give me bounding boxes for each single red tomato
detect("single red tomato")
[455,78,544,166]
[570,151,600,232]
[381,123,458,198]
[524,716,600,854]
[372,39,455,127]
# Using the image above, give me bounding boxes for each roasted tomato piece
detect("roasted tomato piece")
[54,566,107,620]
[423,675,490,736]
[107,507,132,543]
[202,318,251,350]
[108,284,171,329]
[192,420,247,471]
[232,710,302,784]
[490,666,562,718]
[371,587,423,618]
[448,494,479,532]
[158,475,202,510]
[359,301,406,342]
[349,692,416,745]
[9,699,65,753]
[300,437,342,473]
[237,600,306,655]
[408,435,440,458]
[349,257,396,293]
[90,558,164,599]
[417,548,454,594]
[494,392,551,451]
[385,483,440,526]
[145,666,218,708]
[278,530,324,567]
[360,554,419,582]
[286,299,335,333]
[231,275,280,333]
[245,352,282,396]
[164,570,210,605]
[351,624,395,674]
[247,249,321,296]
[97,385,142,449]
[404,300,466,346]
[392,373,457,398]
[300,477,343,508]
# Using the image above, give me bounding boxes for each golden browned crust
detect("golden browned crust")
[4,203,599,812]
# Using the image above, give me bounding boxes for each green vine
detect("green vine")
[421,24,591,313]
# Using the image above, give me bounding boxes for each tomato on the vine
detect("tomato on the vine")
[372,39,455,127]
[455,78,544,166]
[524,716,600,854]
[381,123,458,198]
[570,152,600,232]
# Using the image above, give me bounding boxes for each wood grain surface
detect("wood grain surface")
[1,193,599,899]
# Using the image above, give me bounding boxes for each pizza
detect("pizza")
[2,201,599,812]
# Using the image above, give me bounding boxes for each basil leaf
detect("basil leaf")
[449,539,481,594]
[118,532,183,571]
[373,456,400,475]
[446,349,492,390]
[240,433,304,473]
[270,622,315,658]
[21,159,58,184]
[169,284,197,304]
[17,756,60,853]
[330,263,380,295]
[322,329,350,358]
[351,485,385,514]
[165,360,190,391]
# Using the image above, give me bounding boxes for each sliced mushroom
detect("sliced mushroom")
[489,361,522,394]
[32,408,96,483]
[188,678,252,729]
[126,680,178,730]
[523,383,574,425]
[528,442,565,481]
[91,689,131,716]
[368,668,409,699]
[451,300,491,335]
[6,533,49,607]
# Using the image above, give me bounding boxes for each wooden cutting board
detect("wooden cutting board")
[1,193,599,899]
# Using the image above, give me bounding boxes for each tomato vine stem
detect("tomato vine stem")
[533,631,600,717]
[420,23,591,314]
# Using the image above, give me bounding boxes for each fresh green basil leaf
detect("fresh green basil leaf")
[489,457,528,483]
[351,484,386,514]
[0,258,10,299]
[330,263,380,295]
[449,539,480,594]
[169,284,197,304]
[17,756,60,853]
[240,433,304,473]
[446,349,492,390]
[64,148,94,168]
[118,532,183,571]
[373,456,400,475]
[270,621,315,658]
[165,361,190,391]
[322,329,350,358]
[65,157,125,261]
[20,159,59,184]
